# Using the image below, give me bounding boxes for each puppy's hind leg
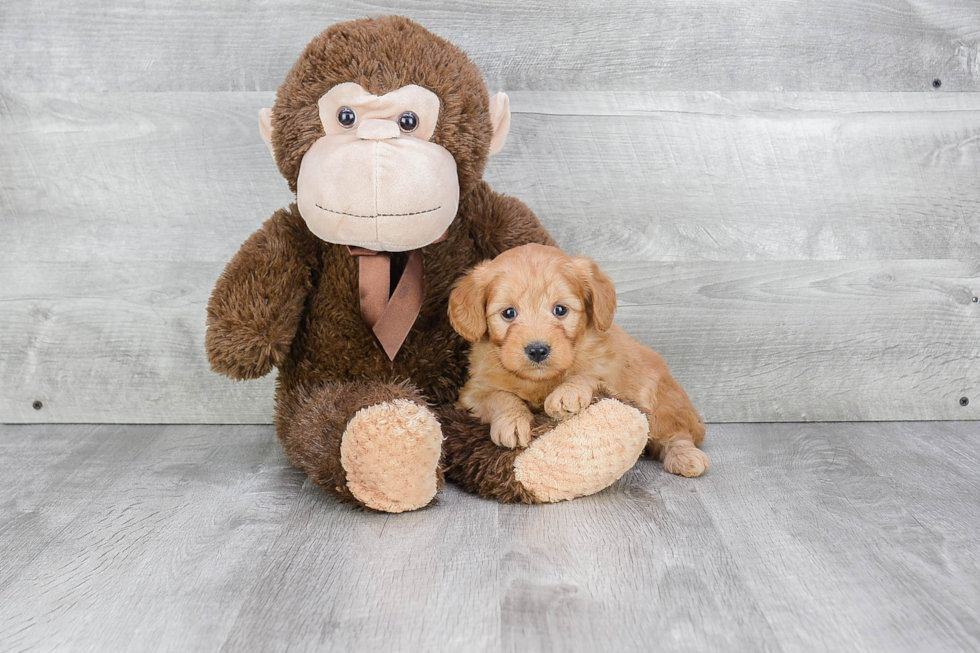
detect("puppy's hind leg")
[657,438,709,478]
[645,378,709,478]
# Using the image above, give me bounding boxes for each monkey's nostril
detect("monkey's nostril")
[525,342,550,363]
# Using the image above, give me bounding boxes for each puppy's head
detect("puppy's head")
[449,244,616,381]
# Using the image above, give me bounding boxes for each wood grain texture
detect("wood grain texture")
[0,91,293,265]
[0,424,303,652]
[496,91,980,261]
[0,260,276,424]
[220,470,500,652]
[1,259,976,423]
[2,421,979,652]
[694,421,980,652]
[1,0,979,93]
[3,5,980,425]
[610,259,980,423]
[3,91,980,263]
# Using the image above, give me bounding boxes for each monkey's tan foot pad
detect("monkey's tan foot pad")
[514,399,648,503]
[663,442,710,478]
[340,399,443,513]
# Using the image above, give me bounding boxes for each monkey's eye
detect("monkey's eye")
[553,305,568,317]
[398,111,419,133]
[501,308,517,321]
[337,107,357,128]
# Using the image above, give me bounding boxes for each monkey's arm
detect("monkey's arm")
[206,207,315,380]
[466,181,556,258]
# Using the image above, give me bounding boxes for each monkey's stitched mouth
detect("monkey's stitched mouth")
[315,204,442,219]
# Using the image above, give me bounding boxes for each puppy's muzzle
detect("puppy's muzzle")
[525,342,551,363]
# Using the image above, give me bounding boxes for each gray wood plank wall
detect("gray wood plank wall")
[1,1,978,423]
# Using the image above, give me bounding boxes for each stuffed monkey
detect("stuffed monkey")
[206,16,650,512]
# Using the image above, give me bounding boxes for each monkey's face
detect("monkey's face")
[261,18,512,252]
[292,83,459,252]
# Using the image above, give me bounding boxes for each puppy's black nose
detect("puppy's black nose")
[525,342,551,363]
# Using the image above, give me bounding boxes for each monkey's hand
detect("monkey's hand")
[545,377,597,421]
[206,207,314,380]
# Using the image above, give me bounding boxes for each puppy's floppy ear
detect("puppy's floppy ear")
[449,261,494,342]
[570,256,617,332]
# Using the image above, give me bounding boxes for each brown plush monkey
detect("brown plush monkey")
[206,16,650,512]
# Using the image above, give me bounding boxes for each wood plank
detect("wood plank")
[2,422,980,651]
[695,422,980,652]
[221,474,501,652]
[0,91,292,265]
[0,425,159,588]
[1,1,978,93]
[494,91,980,262]
[0,424,303,652]
[497,476,779,652]
[844,421,980,623]
[1,259,976,423]
[2,90,978,424]
[0,261,277,424]
[609,258,980,422]
[3,91,979,264]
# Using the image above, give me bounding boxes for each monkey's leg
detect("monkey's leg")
[276,381,444,513]
[440,398,648,504]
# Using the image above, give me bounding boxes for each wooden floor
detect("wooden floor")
[1,422,978,652]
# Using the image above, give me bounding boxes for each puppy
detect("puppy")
[448,243,708,478]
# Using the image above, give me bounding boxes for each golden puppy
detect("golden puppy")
[448,243,708,478]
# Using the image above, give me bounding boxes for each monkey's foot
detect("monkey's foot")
[514,399,648,503]
[340,399,443,513]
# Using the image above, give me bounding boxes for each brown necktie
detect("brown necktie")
[347,247,424,361]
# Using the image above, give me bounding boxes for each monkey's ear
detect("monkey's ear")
[570,256,617,332]
[258,108,275,159]
[488,92,511,156]
[448,262,494,342]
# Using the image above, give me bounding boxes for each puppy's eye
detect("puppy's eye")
[553,305,568,317]
[337,107,357,128]
[501,308,517,321]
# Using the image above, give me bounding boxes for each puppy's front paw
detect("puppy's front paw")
[545,383,593,421]
[490,412,533,449]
